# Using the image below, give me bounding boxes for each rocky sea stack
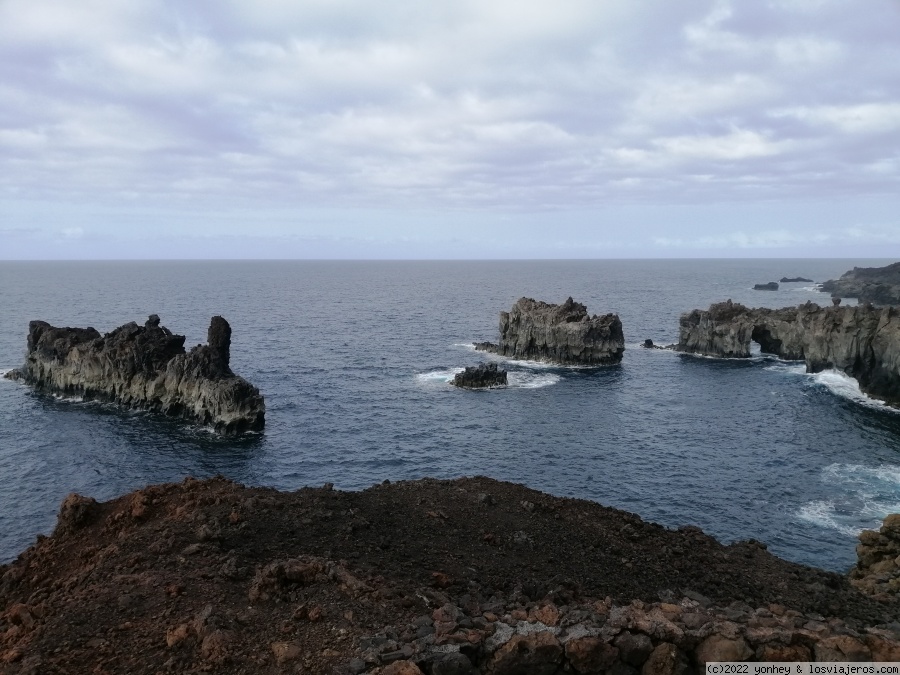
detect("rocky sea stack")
[451,363,507,389]
[676,300,900,407]
[475,297,624,365]
[4,315,265,434]
[753,282,778,291]
[821,262,900,306]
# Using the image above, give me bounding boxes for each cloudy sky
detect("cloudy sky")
[2,0,899,259]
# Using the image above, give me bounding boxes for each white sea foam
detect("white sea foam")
[451,342,477,351]
[415,367,560,390]
[507,372,561,389]
[796,463,900,536]
[762,362,806,375]
[810,369,896,412]
[796,501,865,537]
[0,369,11,378]
[416,368,464,385]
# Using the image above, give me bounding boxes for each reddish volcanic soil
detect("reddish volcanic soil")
[1,476,898,674]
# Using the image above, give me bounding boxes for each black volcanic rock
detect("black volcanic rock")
[451,363,507,389]
[676,300,900,407]
[474,297,624,365]
[821,262,900,306]
[780,277,813,283]
[753,282,779,291]
[4,315,265,434]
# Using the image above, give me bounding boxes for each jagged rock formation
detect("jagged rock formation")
[753,282,778,291]
[676,300,900,407]
[850,514,900,599]
[821,262,900,306]
[474,297,624,365]
[781,277,813,283]
[4,315,264,434]
[451,363,507,389]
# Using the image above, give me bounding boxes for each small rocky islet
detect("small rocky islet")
[3,315,264,434]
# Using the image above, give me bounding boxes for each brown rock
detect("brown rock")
[271,641,303,665]
[200,630,231,661]
[642,643,687,675]
[695,635,752,664]
[757,644,811,662]
[814,635,871,662]
[867,635,900,662]
[531,603,560,626]
[5,604,34,630]
[165,624,191,648]
[487,631,563,675]
[565,636,619,674]
[381,662,425,675]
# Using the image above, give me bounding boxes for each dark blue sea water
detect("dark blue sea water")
[2,259,900,572]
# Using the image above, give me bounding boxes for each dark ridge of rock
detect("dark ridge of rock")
[753,282,779,291]
[474,297,624,365]
[0,476,898,674]
[821,262,900,306]
[780,277,813,283]
[675,300,900,407]
[451,363,507,389]
[642,339,673,350]
[3,315,265,434]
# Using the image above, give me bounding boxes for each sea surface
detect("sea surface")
[1,259,899,572]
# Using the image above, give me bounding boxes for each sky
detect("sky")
[1,0,899,259]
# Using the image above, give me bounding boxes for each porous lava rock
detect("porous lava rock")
[821,262,900,306]
[675,300,900,407]
[1,476,898,673]
[451,364,507,389]
[474,297,624,365]
[4,315,264,434]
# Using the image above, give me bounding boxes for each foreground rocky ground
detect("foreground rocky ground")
[2,476,899,674]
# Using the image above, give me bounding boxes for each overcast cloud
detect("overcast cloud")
[1,0,899,258]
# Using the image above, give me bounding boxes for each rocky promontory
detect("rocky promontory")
[451,363,507,389]
[475,297,624,365]
[675,300,900,406]
[4,315,264,434]
[821,262,900,306]
[675,301,900,407]
[2,476,900,674]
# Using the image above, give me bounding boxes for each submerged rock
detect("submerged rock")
[474,297,624,365]
[753,282,779,291]
[821,261,900,306]
[4,315,265,434]
[451,363,507,389]
[675,300,900,407]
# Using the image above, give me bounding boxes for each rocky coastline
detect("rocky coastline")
[2,477,900,674]
[474,297,624,366]
[4,315,265,434]
[820,262,900,306]
[676,300,900,407]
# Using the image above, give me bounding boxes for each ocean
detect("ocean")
[1,258,899,572]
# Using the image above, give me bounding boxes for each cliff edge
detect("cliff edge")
[475,297,624,365]
[676,301,900,407]
[821,262,900,306]
[4,315,265,434]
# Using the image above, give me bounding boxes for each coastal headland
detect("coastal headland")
[4,315,265,434]
[676,301,900,407]
[1,476,899,673]
[475,297,624,365]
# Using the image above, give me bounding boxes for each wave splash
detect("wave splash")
[797,463,900,537]
[415,368,560,390]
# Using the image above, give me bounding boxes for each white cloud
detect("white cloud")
[772,103,900,135]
